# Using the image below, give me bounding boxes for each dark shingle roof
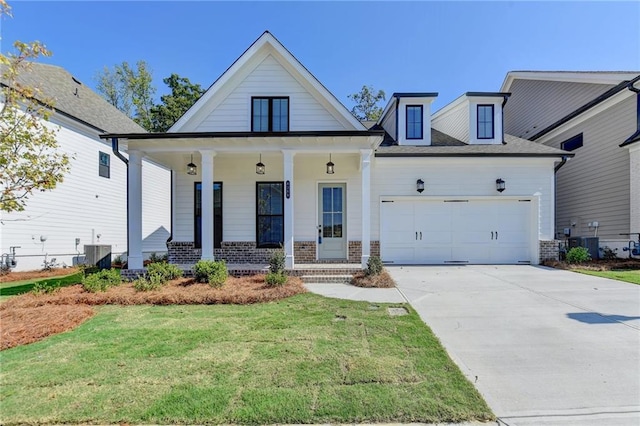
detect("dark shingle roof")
[376,134,572,157]
[1,62,145,133]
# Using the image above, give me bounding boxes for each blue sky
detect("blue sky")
[1,1,639,112]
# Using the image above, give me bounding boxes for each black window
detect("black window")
[99,151,110,178]
[406,105,423,139]
[561,133,583,151]
[256,182,284,248]
[477,105,494,139]
[194,182,223,249]
[252,97,289,132]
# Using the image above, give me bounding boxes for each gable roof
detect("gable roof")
[1,62,145,134]
[170,31,365,132]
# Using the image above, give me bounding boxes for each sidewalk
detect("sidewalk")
[304,282,407,303]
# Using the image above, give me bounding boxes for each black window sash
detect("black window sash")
[256,182,284,248]
[477,104,494,139]
[251,97,289,132]
[406,105,423,139]
[194,182,223,249]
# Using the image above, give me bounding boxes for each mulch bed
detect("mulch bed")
[0,267,79,283]
[1,275,306,351]
[543,259,640,271]
[351,270,396,288]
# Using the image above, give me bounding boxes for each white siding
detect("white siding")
[543,95,635,241]
[629,144,640,237]
[380,104,396,141]
[432,102,470,142]
[371,157,556,241]
[191,55,348,132]
[172,153,362,243]
[0,115,171,271]
[505,80,614,139]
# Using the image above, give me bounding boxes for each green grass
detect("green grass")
[0,294,493,424]
[0,272,82,300]
[575,269,640,285]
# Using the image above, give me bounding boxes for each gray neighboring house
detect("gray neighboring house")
[1,62,171,271]
[502,71,640,257]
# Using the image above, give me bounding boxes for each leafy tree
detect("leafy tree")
[0,0,71,213]
[150,74,204,132]
[95,60,156,130]
[348,85,386,121]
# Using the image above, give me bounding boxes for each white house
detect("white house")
[0,63,171,271]
[501,71,640,257]
[101,32,571,273]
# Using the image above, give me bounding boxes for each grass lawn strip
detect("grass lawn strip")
[0,272,83,300]
[575,269,640,285]
[0,294,494,424]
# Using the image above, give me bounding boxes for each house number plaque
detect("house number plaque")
[286,181,290,199]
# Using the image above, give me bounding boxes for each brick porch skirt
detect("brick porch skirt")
[167,240,380,265]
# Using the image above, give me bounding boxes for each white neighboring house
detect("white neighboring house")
[502,71,640,257]
[101,32,571,273]
[0,63,171,271]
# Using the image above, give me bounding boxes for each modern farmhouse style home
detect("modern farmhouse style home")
[101,32,572,274]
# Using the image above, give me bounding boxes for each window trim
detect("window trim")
[255,181,285,248]
[98,151,110,178]
[560,133,583,151]
[251,96,290,132]
[406,105,423,140]
[477,104,495,140]
[194,181,223,249]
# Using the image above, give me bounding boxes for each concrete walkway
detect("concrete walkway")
[305,265,640,425]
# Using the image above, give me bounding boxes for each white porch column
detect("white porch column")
[360,149,373,269]
[127,150,143,269]
[283,150,295,269]
[200,150,216,261]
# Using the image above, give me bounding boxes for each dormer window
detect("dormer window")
[406,105,423,140]
[477,105,494,139]
[252,97,289,132]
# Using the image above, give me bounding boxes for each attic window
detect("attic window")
[406,105,423,139]
[477,105,494,139]
[561,133,583,151]
[252,97,289,132]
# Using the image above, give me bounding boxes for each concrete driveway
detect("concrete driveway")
[387,265,640,426]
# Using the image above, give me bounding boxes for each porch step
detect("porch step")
[300,274,354,284]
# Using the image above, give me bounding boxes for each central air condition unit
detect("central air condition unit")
[84,245,112,270]
[582,237,600,260]
[568,237,583,248]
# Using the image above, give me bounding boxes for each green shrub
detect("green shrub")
[366,256,384,276]
[32,280,62,295]
[148,252,166,264]
[82,269,122,293]
[194,260,228,288]
[600,246,618,260]
[147,262,182,282]
[269,249,286,274]
[265,272,287,286]
[113,255,123,265]
[566,247,591,264]
[133,274,165,292]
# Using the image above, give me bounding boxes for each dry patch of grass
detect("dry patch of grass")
[351,270,396,288]
[1,275,305,350]
[543,259,640,271]
[0,267,79,283]
[1,304,94,350]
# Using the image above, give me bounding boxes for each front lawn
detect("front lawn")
[575,269,640,285]
[0,294,493,424]
[0,272,82,301]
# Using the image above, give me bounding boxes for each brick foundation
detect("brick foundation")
[539,240,560,262]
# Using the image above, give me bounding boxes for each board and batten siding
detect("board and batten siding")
[190,54,348,132]
[543,95,635,241]
[0,115,171,271]
[172,153,363,243]
[504,80,614,139]
[370,157,556,241]
[431,102,470,143]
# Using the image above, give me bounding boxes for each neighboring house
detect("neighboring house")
[501,71,640,256]
[0,63,171,271]
[101,32,570,273]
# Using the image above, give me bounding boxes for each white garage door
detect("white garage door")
[381,198,532,264]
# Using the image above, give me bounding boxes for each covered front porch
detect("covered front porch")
[104,131,383,272]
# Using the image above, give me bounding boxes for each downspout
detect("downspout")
[111,137,129,256]
[166,171,173,243]
[554,155,569,173]
[501,94,510,144]
[394,98,399,143]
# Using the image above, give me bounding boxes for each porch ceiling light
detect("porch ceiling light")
[187,154,197,176]
[326,153,335,175]
[496,178,506,193]
[256,153,265,175]
[416,179,425,193]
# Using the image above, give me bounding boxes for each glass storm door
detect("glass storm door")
[318,183,346,259]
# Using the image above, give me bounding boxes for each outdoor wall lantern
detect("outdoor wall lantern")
[496,178,506,193]
[186,154,197,176]
[256,153,266,175]
[326,153,335,174]
[416,179,425,193]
